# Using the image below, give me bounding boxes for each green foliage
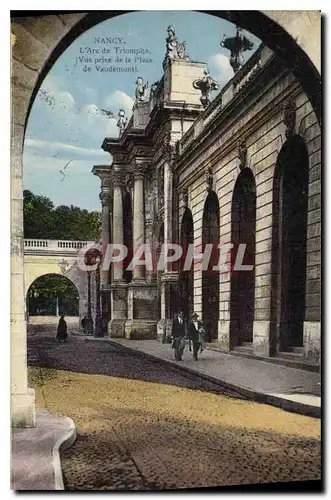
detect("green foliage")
[23,190,101,241]
[29,274,78,299]
[28,274,79,316]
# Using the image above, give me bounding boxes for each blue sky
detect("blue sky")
[23,11,261,211]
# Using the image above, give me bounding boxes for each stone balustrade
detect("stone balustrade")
[24,239,95,253]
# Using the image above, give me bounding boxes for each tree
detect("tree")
[23,190,55,239]
[23,190,101,241]
[27,274,79,316]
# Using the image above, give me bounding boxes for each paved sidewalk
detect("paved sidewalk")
[99,338,321,418]
[11,409,76,490]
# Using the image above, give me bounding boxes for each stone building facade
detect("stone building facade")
[95,41,321,367]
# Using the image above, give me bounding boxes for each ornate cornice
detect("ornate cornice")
[176,78,302,192]
[283,98,296,138]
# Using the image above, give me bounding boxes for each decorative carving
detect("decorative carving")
[112,170,125,187]
[193,69,219,107]
[221,26,254,74]
[135,76,149,103]
[59,259,71,274]
[99,189,112,206]
[237,140,247,170]
[158,165,164,208]
[134,163,148,180]
[283,99,296,138]
[162,143,176,163]
[150,81,160,98]
[205,165,213,192]
[182,188,188,208]
[233,59,261,93]
[117,109,128,135]
[164,26,189,66]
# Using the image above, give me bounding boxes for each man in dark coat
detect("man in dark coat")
[56,315,68,344]
[171,311,186,343]
[188,312,203,360]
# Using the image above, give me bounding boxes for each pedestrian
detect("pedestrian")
[81,315,87,333]
[188,312,204,361]
[171,311,186,360]
[56,315,68,344]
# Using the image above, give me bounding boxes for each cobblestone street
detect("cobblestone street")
[28,333,321,491]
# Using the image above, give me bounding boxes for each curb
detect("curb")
[109,340,321,419]
[52,416,77,490]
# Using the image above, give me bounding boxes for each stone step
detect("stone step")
[232,344,253,354]
[278,350,304,361]
[287,346,305,354]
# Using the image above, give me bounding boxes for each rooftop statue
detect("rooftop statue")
[150,81,160,98]
[117,108,128,135]
[164,25,189,64]
[193,69,219,107]
[221,26,254,74]
[135,76,149,103]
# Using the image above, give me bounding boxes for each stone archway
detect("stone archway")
[10,10,321,426]
[230,169,256,350]
[202,191,220,342]
[26,273,80,320]
[179,208,194,324]
[271,135,309,353]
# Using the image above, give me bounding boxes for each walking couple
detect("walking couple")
[171,311,205,361]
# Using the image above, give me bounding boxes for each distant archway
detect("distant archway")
[230,169,256,349]
[271,135,309,352]
[202,191,220,342]
[26,273,79,319]
[179,208,194,323]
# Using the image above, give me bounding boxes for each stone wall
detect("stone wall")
[177,61,321,363]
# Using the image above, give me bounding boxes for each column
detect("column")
[11,122,35,426]
[125,162,158,340]
[109,169,127,337]
[132,163,147,281]
[112,172,124,282]
[99,189,112,287]
[157,143,179,342]
[93,166,113,337]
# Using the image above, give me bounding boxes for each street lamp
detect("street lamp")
[84,249,95,336]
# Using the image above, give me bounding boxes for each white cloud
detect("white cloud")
[105,90,135,117]
[208,53,233,85]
